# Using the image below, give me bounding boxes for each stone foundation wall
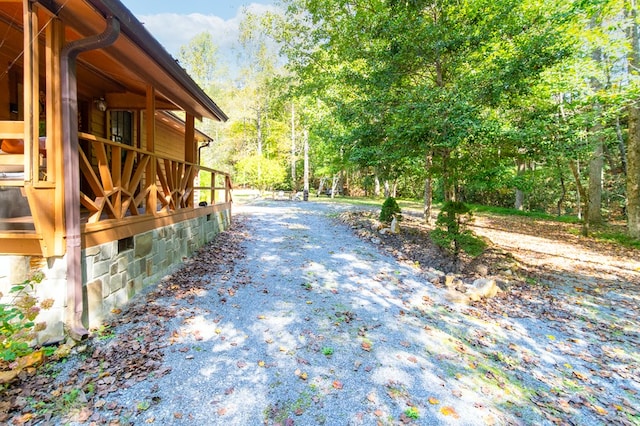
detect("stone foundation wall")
[0,207,231,343]
[82,209,231,328]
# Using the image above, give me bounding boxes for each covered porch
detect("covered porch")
[0,0,232,341]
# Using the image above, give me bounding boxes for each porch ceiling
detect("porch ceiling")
[0,0,227,122]
[60,0,227,121]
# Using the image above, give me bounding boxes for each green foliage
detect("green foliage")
[592,230,640,250]
[177,32,220,94]
[431,202,486,261]
[0,272,51,362]
[470,204,581,223]
[235,155,288,191]
[321,346,334,356]
[181,1,637,236]
[404,406,419,419]
[379,197,402,224]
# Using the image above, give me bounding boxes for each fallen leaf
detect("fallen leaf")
[374,409,384,417]
[258,360,266,367]
[174,412,183,419]
[407,356,418,364]
[547,335,556,341]
[428,397,440,405]
[333,380,343,389]
[484,414,496,425]
[217,408,227,416]
[593,405,608,416]
[440,406,460,418]
[0,370,20,384]
[573,371,589,381]
[361,341,372,352]
[15,413,34,424]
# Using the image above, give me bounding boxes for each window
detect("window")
[110,111,133,146]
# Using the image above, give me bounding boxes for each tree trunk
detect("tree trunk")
[303,128,309,201]
[628,107,640,237]
[330,175,339,199]
[291,102,296,191]
[588,138,604,224]
[570,160,589,235]
[556,159,567,216]
[585,14,604,225]
[424,152,433,223]
[374,175,381,197]
[442,149,456,202]
[627,0,640,238]
[256,107,262,181]
[515,161,526,210]
[616,117,628,176]
[383,180,390,198]
[318,177,325,197]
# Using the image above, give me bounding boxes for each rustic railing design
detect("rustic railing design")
[78,132,231,225]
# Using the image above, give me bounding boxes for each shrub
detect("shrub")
[379,197,402,224]
[431,201,486,268]
[0,272,53,363]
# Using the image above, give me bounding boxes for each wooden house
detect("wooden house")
[0,0,232,343]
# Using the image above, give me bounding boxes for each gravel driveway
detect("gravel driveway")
[40,199,638,426]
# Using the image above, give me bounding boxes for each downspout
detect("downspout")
[61,16,120,340]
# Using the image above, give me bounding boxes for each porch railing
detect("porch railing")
[78,132,232,225]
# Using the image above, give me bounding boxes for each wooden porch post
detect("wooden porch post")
[48,18,65,255]
[145,85,156,215]
[22,0,38,181]
[184,113,195,207]
[211,172,216,204]
[19,1,62,257]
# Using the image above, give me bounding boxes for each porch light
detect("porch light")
[94,97,107,112]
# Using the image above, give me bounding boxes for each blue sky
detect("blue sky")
[121,1,276,57]
[123,0,273,21]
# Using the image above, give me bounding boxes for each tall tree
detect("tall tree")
[627,0,640,237]
[178,32,220,93]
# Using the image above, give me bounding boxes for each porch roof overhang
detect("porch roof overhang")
[41,0,228,122]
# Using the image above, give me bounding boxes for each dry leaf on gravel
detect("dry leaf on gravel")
[441,406,460,418]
